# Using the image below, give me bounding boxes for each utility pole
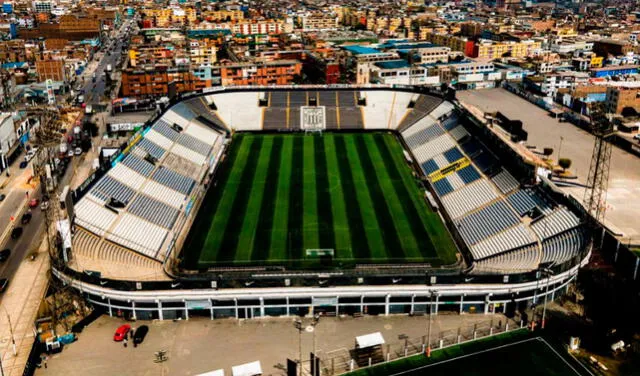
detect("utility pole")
[426,290,434,357]
[294,318,303,376]
[540,266,555,329]
[3,308,15,356]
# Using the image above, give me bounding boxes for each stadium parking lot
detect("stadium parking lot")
[457,88,640,241]
[37,313,507,376]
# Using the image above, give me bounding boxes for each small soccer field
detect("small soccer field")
[182,132,458,269]
[350,334,589,376]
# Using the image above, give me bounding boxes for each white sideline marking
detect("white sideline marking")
[537,337,594,376]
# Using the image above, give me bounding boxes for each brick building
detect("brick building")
[35,59,66,81]
[606,86,640,115]
[19,15,100,40]
[120,67,212,98]
[220,60,302,86]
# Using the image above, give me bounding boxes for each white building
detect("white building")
[0,113,16,171]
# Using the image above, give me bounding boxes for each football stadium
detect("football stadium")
[53,85,592,320]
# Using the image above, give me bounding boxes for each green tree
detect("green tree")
[559,158,572,171]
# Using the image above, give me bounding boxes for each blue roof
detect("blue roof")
[1,62,27,69]
[375,60,411,69]
[342,45,382,55]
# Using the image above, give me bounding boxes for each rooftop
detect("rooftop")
[374,59,411,69]
[342,45,382,55]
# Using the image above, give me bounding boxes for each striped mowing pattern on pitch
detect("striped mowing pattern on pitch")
[182,133,457,269]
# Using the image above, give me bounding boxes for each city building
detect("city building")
[120,67,212,98]
[606,86,640,114]
[35,59,66,82]
[219,60,302,86]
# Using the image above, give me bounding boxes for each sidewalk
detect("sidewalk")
[0,239,49,376]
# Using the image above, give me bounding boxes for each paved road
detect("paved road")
[0,153,76,303]
[81,19,134,104]
[457,88,640,241]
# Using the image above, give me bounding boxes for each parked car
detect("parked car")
[0,278,8,293]
[133,325,148,345]
[10,227,22,239]
[19,161,28,169]
[0,249,10,262]
[113,324,131,341]
[24,149,36,162]
[21,213,32,225]
[40,201,50,211]
[0,194,5,201]
[29,199,39,208]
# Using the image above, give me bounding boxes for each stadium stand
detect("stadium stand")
[455,200,520,246]
[152,167,195,195]
[397,94,443,131]
[140,180,187,209]
[541,228,585,264]
[107,213,168,259]
[137,138,166,160]
[428,101,455,121]
[129,194,180,229]
[263,108,288,130]
[184,97,229,134]
[90,175,136,205]
[531,207,581,240]
[469,224,537,260]
[472,243,541,274]
[121,154,155,177]
[491,169,519,194]
[74,198,119,237]
[441,180,500,218]
[448,125,469,141]
[456,165,481,185]
[441,112,460,131]
[361,91,413,129]
[213,92,263,130]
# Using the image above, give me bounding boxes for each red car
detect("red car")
[28,199,39,208]
[113,324,131,341]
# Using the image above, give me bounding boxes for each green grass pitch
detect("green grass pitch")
[182,132,458,269]
[348,333,588,376]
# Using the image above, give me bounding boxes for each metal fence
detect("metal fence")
[314,317,524,376]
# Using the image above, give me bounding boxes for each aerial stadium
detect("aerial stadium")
[53,85,592,320]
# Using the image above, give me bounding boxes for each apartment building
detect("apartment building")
[204,10,244,22]
[370,60,439,85]
[301,13,339,31]
[473,39,541,60]
[0,40,27,63]
[219,60,302,86]
[549,39,593,54]
[189,39,218,65]
[35,59,66,82]
[232,19,293,35]
[120,67,212,98]
[422,32,475,57]
[606,86,640,114]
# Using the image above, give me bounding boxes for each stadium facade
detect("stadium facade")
[54,84,592,320]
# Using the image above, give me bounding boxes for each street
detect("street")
[79,19,134,105]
